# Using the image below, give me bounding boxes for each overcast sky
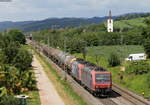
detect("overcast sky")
[0,0,150,21]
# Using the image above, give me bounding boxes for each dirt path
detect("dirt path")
[32,55,66,105]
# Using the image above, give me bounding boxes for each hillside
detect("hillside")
[0,17,108,32]
[115,12,150,20]
[114,17,147,29]
[0,12,149,32]
[0,21,33,31]
[20,13,150,32]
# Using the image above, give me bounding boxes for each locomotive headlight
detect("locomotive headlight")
[107,85,110,88]
[95,86,99,88]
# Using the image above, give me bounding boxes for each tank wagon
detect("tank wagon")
[28,39,112,96]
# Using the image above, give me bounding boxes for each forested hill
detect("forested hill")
[19,17,110,32]
[1,12,150,32]
[0,21,33,31]
[0,17,108,32]
[116,13,150,20]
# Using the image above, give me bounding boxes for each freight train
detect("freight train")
[27,39,112,96]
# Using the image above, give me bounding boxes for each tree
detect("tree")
[144,17,150,25]
[108,52,121,67]
[0,52,7,64]
[22,71,36,90]
[0,30,35,96]
[0,95,20,105]
[12,48,33,71]
[2,41,20,64]
[142,18,150,58]
[7,29,26,44]
[82,45,87,60]
[0,64,35,94]
[0,65,21,94]
[143,39,150,58]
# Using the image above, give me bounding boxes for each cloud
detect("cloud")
[0,0,149,21]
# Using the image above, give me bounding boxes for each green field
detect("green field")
[114,17,146,29]
[104,17,147,29]
[74,45,145,68]
[74,45,150,99]
[86,45,144,60]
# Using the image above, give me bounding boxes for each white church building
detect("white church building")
[107,10,113,32]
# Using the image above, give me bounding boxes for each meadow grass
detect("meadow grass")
[86,45,144,59]
[27,91,41,105]
[114,17,146,28]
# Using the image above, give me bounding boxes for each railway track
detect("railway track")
[99,98,118,105]
[31,43,150,105]
[112,83,150,105]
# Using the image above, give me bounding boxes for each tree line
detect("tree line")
[0,30,35,105]
[115,13,150,21]
[31,20,144,54]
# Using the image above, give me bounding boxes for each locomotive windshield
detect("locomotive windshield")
[95,73,111,83]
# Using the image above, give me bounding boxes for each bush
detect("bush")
[0,65,22,94]
[108,52,121,67]
[0,95,20,105]
[0,52,7,64]
[126,61,150,75]
[147,72,150,88]
[23,71,37,90]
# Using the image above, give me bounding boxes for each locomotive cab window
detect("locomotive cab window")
[95,73,110,83]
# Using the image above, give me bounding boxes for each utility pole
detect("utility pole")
[47,36,50,47]
[82,41,87,60]
[120,28,124,45]
[64,36,67,80]
[51,36,53,47]
[119,28,124,62]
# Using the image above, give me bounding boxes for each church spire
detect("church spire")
[109,10,112,19]
[107,10,113,32]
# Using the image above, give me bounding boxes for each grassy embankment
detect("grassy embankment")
[33,48,88,105]
[27,91,41,105]
[74,45,150,99]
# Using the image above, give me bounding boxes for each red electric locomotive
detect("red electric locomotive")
[71,58,112,96]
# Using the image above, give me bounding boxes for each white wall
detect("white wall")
[107,19,113,32]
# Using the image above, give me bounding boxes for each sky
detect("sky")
[0,0,150,21]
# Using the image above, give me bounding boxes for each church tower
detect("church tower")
[107,10,113,32]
